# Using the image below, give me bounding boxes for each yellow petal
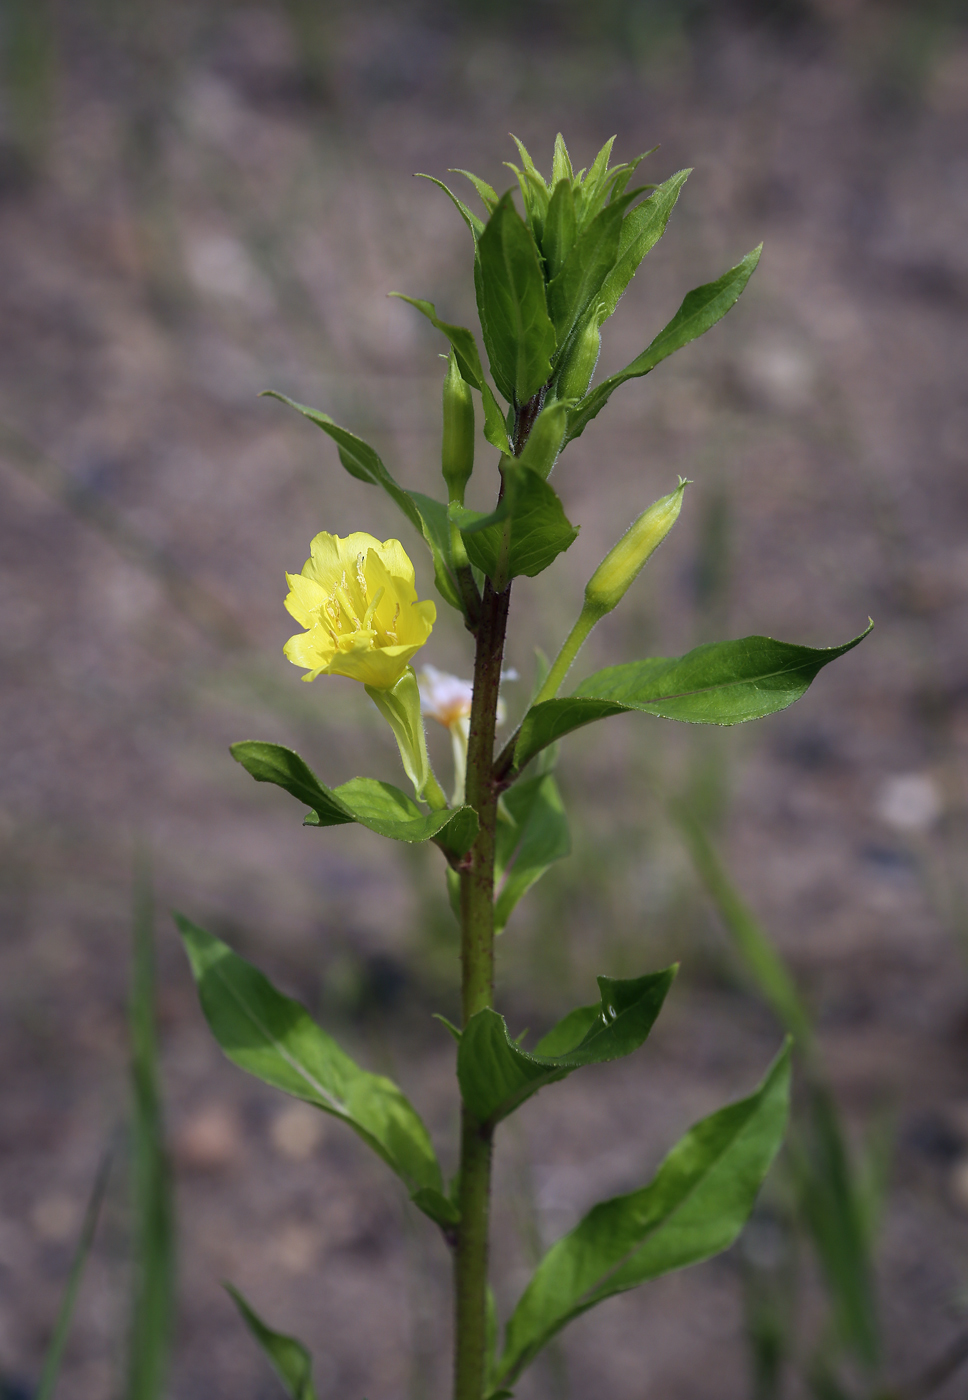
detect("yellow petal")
[284,571,327,628]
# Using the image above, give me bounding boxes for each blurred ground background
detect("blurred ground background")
[1,1,968,1396]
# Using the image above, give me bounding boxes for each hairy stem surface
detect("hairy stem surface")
[454,573,510,1400]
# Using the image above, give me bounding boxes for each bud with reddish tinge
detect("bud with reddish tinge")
[441,350,475,504]
[585,480,688,617]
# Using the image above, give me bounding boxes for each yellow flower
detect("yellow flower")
[284,532,436,689]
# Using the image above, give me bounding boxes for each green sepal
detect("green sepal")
[262,393,465,614]
[492,1043,793,1390]
[596,168,691,324]
[509,625,872,775]
[494,772,570,934]
[230,741,478,857]
[175,916,459,1230]
[477,191,557,405]
[225,1284,317,1400]
[566,245,762,443]
[449,460,578,589]
[458,968,676,1126]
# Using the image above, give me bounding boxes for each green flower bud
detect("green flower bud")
[441,350,475,505]
[556,310,601,403]
[516,399,568,479]
[584,479,688,617]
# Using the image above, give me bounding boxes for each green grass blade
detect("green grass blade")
[36,1154,111,1400]
[127,863,175,1400]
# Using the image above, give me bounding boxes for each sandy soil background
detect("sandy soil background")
[1,2,968,1396]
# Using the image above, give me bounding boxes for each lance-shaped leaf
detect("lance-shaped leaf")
[226,1285,317,1400]
[458,969,675,1125]
[494,772,570,934]
[566,246,762,443]
[262,393,467,614]
[416,173,485,242]
[541,178,577,282]
[508,626,872,775]
[547,198,626,347]
[478,192,557,405]
[450,460,578,590]
[230,741,478,858]
[176,917,459,1229]
[597,168,691,324]
[389,295,509,452]
[492,1043,792,1390]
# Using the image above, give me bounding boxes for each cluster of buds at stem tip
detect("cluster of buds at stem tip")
[584,478,689,619]
[441,349,475,504]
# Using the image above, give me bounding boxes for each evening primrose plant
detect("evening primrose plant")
[175,134,870,1400]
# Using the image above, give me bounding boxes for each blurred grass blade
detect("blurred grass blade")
[127,863,175,1400]
[226,1285,317,1400]
[674,806,813,1046]
[793,1084,881,1370]
[36,1154,111,1400]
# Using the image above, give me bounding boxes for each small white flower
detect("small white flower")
[418,664,474,728]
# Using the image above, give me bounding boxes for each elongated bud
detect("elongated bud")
[441,350,475,504]
[585,479,688,616]
[556,310,601,403]
[516,400,568,479]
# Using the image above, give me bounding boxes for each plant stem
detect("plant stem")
[454,574,510,1400]
[531,599,602,708]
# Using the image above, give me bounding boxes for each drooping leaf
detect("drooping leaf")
[416,173,485,241]
[458,969,675,1125]
[176,917,459,1229]
[230,741,478,857]
[226,1284,317,1400]
[492,1044,792,1390]
[494,773,570,934]
[477,192,557,405]
[566,246,762,443]
[508,626,872,775]
[387,296,509,453]
[450,460,578,589]
[674,809,813,1046]
[596,168,691,324]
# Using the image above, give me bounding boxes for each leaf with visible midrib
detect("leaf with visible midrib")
[458,969,675,1125]
[492,1044,792,1390]
[510,626,872,774]
[478,192,557,405]
[176,917,458,1230]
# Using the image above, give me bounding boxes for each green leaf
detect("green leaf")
[127,864,175,1400]
[510,626,872,774]
[389,294,486,390]
[450,460,578,589]
[373,299,510,454]
[452,167,499,213]
[494,1043,792,1389]
[407,488,464,612]
[36,1155,111,1400]
[230,741,478,856]
[541,178,577,283]
[494,773,570,934]
[226,1284,317,1400]
[547,197,628,347]
[176,916,459,1229]
[597,168,691,324]
[551,132,574,186]
[478,192,557,405]
[416,174,485,241]
[458,969,675,1125]
[566,246,762,443]
[674,810,813,1046]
